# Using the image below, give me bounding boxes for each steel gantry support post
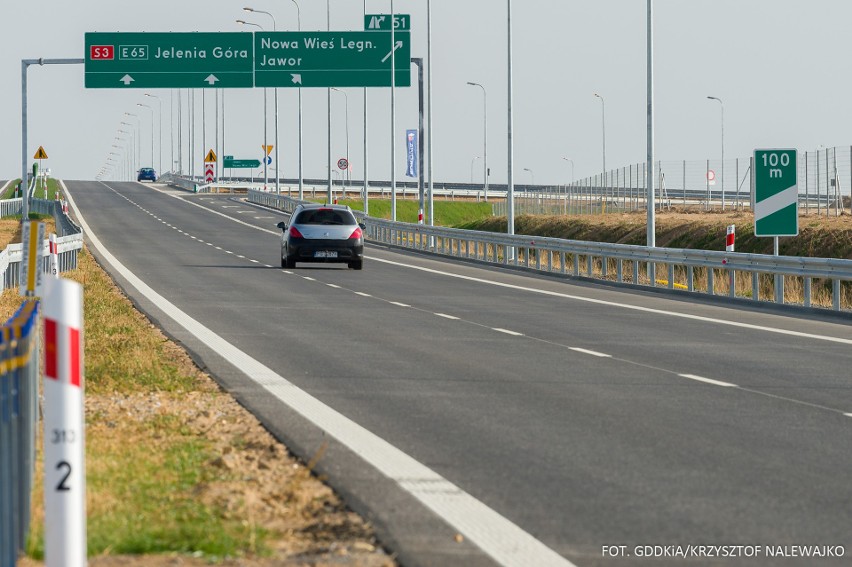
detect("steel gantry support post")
[21,58,84,221]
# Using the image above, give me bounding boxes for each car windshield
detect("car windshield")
[294,208,356,226]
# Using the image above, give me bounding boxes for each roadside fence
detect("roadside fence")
[501,146,852,218]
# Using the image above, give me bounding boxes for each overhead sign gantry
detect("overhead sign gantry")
[84,22,411,89]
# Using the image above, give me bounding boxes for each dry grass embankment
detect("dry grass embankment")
[0,217,394,566]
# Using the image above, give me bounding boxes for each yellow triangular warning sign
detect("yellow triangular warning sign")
[33,146,48,160]
[204,149,217,163]
[262,145,274,156]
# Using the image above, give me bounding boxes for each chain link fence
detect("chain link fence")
[499,147,852,217]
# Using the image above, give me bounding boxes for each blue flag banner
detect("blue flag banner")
[405,129,418,178]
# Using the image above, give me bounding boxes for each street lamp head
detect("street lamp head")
[243,7,254,12]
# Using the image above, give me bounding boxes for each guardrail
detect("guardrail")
[0,300,40,567]
[248,189,852,312]
[0,233,83,291]
[164,174,492,201]
[0,196,84,291]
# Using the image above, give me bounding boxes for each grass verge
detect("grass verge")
[325,197,493,226]
[0,217,392,565]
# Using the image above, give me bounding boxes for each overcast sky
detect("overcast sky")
[3,1,852,186]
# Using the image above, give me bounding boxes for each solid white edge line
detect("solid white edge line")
[679,374,738,388]
[369,257,852,346]
[64,181,576,567]
[152,187,850,347]
[569,347,611,358]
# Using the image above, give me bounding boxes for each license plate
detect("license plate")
[314,250,338,258]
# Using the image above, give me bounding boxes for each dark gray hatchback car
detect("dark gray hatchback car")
[277,204,365,270]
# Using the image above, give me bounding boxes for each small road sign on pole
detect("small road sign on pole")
[204,149,217,163]
[19,220,45,297]
[34,146,49,160]
[337,158,349,171]
[754,149,798,237]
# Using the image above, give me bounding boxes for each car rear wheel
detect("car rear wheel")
[348,260,363,270]
[284,256,296,269]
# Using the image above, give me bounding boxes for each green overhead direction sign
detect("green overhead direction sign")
[254,31,410,88]
[85,32,254,88]
[364,14,411,31]
[223,157,261,168]
[754,149,798,237]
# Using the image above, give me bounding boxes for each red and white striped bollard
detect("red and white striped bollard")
[43,277,86,567]
[49,233,59,277]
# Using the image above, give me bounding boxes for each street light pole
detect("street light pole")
[362,0,368,214]
[390,0,397,220]
[466,81,488,201]
[593,93,606,176]
[144,94,162,174]
[331,88,350,190]
[647,0,656,251]
[290,0,303,200]
[562,157,574,181]
[123,113,140,173]
[707,95,724,210]
[236,19,267,189]
[137,103,154,167]
[523,167,534,186]
[119,125,135,177]
[470,156,481,183]
[327,0,333,204]
[507,0,515,239]
[245,7,279,195]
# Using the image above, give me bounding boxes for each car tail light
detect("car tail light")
[289,226,304,238]
[349,227,363,240]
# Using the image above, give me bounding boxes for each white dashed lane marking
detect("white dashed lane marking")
[569,347,611,358]
[493,328,524,336]
[679,374,738,388]
[99,185,852,422]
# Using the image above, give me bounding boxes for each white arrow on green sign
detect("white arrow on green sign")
[254,31,410,88]
[754,149,798,237]
[85,32,254,88]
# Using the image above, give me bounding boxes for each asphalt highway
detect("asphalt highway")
[65,180,852,567]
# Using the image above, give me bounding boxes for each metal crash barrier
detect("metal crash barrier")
[0,300,40,567]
